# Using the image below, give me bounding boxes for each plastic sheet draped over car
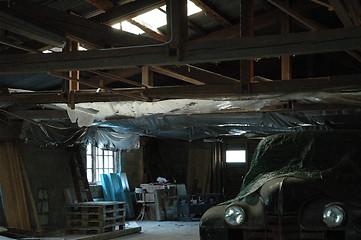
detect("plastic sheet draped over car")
[224,130,361,206]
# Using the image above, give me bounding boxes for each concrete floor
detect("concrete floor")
[117,221,200,240]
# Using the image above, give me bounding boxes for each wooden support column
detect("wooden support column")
[67,40,80,109]
[142,66,154,87]
[281,0,292,80]
[240,0,254,93]
[166,0,188,60]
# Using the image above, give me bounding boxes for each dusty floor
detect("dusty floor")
[118,221,200,240]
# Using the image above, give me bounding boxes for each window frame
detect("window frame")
[86,144,119,184]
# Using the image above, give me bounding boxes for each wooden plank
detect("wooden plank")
[7,0,159,49]
[88,70,148,88]
[191,0,232,27]
[0,144,31,230]
[90,0,165,25]
[1,27,360,73]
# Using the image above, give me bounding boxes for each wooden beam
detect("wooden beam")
[0,6,66,47]
[194,10,280,42]
[90,0,165,25]
[5,110,69,120]
[1,27,361,73]
[329,0,354,27]
[0,38,40,53]
[266,0,325,31]
[281,0,291,80]
[88,70,149,88]
[1,74,361,104]
[267,0,361,64]
[128,19,167,42]
[240,0,254,93]
[142,66,154,86]
[85,68,141,86]
[191,0,232,27]
[308,0,334,11]
[8,0,159,49]
[150,66,205,85]
[156,65,240,85]
[84,0,114,11]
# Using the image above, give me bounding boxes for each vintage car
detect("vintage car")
[200,131,361,240]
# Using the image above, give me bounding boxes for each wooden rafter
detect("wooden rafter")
[150,66,205,85]
[7,0,159,49]
[0,38,40,53]
[127,19,167,42]
[90,0,164,25]
[267,0,361,64]
[88,70,149,88]
[191,0,232,27]
[84,0,114,11]
[308,0,334,11]
[1,27,361,73]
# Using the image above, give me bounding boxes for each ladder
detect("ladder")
[69,147,93,203]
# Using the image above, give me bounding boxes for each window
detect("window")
[226,149,246,163]
[86,144,119,183]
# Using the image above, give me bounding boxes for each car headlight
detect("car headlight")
[323,204,346,227]
[224,205,246,226]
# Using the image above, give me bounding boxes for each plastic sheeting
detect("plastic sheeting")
[225,130,361,205]
[20,122,140,151]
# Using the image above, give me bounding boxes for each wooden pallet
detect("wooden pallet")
[66,201,126,235]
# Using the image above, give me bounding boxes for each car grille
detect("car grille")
[242,215,325,240]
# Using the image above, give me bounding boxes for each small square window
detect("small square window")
[226,150,246,163]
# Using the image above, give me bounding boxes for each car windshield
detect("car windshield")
[227,131,361,205]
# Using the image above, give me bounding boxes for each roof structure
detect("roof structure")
[0,0,361,139]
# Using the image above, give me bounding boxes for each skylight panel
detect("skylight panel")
[112,0,202,35]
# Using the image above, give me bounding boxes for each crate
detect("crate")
[66,201,126,234]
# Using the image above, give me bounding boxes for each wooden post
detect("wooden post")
[240,0,254,93]
[142,66,154,87]
[281,0,292,80]
[67,40,80,109]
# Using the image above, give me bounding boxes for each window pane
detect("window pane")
[226,150,246,163]
[87,155,92,168]
[86,144,92,154]
[104,156,109,168]
[87,169,92,182]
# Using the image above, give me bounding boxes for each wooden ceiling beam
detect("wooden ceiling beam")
[1,27,361,73]
[90,0,165,25]
[1,74,360,104]
[0,38,40,53]
[88,70,149,88]
[190,0,232,27]
[0,6,66,47]
[7,0,159,49]
[267,0,361,64]
[329,0,359,27]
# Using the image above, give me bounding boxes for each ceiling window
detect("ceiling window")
[226,149,247,163]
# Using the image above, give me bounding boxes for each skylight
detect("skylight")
[113,0,202,35]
